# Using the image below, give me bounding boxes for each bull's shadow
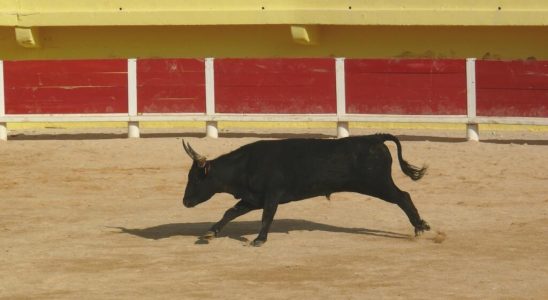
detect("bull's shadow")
[113,219,411,244]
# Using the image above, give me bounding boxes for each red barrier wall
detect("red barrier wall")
[137,59,205,113]
[214,59,337,114]
[345,59,467,115]
[2,58,548,119]
[476,60,548,117]
[4,60,128,114]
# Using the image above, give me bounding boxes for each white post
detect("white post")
[206,121,219,138]
[0,60,6,141]
[205,58,218,138]
[127,58,140,138]
[0,123,6,141]
[337,121,349,138]
[466,58,479,141]
[467,124,479,141]
[335,57,349,138]
[128,121,140,138]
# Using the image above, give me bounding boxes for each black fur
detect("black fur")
[182,134,430,246]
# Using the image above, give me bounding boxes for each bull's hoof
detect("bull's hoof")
[414,220,431,236]
[195,238,209,245]
[250,239,266,247]
[201,231,217,240]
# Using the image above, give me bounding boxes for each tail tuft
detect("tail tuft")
[401,160,427,181]
[377,133,427,181]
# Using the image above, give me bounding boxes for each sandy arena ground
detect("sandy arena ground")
[1,127,547,299]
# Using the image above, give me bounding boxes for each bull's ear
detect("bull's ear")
[203,161,211,176]
[197,159,207,169]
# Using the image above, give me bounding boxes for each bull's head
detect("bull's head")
[182,140,217,208]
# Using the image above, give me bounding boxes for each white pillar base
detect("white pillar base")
[0,123,7,141]
[467,123,479,141]
[206,121,218,138]
[128,121,140,138]
[337,121,349,138]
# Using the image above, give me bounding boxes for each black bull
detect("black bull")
[182,134,430,246]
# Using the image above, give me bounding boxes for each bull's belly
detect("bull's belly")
[281,183,361,204]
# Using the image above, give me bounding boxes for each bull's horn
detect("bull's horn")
[182,140,207,166]
[182,140,193,158]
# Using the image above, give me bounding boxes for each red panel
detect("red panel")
[137,59,205,113]
[345,59,467,115]
[214,59,336,114]
[4,60,128,114]
[476,60,548,117]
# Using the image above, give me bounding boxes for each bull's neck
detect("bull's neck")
[210,154,246,197]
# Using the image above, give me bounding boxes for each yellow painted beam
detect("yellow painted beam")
[0,0,17,26]
[1,25,548,60]
[1,0,548,27]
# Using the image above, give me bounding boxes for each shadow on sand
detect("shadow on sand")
[9,131,547,145]
[9,131,331,141]
[111,219,411,244]
[396,134,548,145]
[8,132,205,141]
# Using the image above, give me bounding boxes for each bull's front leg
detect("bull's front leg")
[251,197,279,247]
[202,200,257,240]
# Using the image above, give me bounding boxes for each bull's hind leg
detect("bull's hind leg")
[396,191,430,236]
[202,200,258,239]
[370,181,430,236]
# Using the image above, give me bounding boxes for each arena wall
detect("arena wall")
[0,1,547,139]
[1,57,547,141]
[1,1,548,60]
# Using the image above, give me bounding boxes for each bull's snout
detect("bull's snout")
[183,198,196,208]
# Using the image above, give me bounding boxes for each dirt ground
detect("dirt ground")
[1,127,547,299]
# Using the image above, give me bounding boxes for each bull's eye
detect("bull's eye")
[194,168,208,181]
[194,173,205,182]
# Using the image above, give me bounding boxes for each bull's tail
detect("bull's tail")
[377,134,427,181]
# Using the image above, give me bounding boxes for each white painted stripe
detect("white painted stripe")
[0,60,5,116]
[127,58,138,116]
[335,57,346,116]
[466,58,477,119]
[1,113,547,126]
[339,114,469,123]
[205,58,215,116]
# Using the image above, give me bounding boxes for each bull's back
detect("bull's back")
[240,136,391,201]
